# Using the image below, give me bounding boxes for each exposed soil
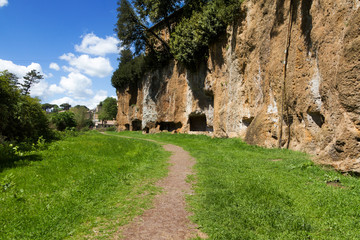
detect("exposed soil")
[112,136,207,239]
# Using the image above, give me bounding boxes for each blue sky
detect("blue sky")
[0,0,121,109]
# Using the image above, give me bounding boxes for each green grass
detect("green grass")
[0,131,169,239]
[109,131,360,239]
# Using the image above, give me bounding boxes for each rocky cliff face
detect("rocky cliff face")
[117,0,360,171]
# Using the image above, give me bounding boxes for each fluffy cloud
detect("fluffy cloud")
[60,53,113,78]
[48,84,65,94]
[59,72,93,98]
[50,90,109,109]
[75,33,120,56]
[30,80,49,97]
[49,62,60,71]
[0,59,43,78]
[50,97,75,106]
[0,0,8,7]
[0,59,49,97]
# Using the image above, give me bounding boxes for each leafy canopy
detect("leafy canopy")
[98,97,118,121]
[21,70,43,95]
[113,0,243,89]
[111,49,145,90]
[0,70,51,143]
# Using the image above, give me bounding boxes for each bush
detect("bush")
[111,49,145,90]
[0,71,53,144]
[50,112,77,131]
[105,126,117,132]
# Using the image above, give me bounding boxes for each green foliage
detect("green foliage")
[116,0,148,54]
[21,70,43,96]
[111,49,145,90]
[135,0,182,23]
[70,105,93,130]
[98,97,118,121]
[0,71,20,139]
[0,71,52,143]
[50,111,77,131]
[0,132,169,239]
[112,131,360,239]
[60,103,71,110]
[171,0,242,66]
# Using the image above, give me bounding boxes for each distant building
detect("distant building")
[92,104,116,129]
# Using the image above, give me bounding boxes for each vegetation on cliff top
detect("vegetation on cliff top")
[112,0,242,90]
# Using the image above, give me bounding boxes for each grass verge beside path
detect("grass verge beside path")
[0,131,169,240]
[109,131,360,239]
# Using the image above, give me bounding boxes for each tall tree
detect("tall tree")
[98,97,118,122]
[0,71,20,137]
[0,70,51,143]
[135,0,182,33]
[115,0,177,55]
[21,70,43,95]
[111,49,145,90]
[70,105,93,130]
[60,103,71,111]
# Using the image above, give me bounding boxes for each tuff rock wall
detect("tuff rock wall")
[117,0,360,171]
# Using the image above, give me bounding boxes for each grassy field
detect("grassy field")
[0,132,169,239]
[109,131,360,239]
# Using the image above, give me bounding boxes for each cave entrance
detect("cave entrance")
[157,122,182,132]
[131,119,142,131]
[189,114,207,131]
[308,111,325,128]
[125,124,130,131]
[242,117,254,127]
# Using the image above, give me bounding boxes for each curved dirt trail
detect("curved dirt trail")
[109,135,206,240]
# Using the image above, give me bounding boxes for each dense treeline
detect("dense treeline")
[112,0,242,90]
[0,71,119,164]
[0,70,51,143]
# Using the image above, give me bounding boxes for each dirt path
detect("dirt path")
[109,135,206,240]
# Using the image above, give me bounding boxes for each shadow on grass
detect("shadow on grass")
[0,154,43,173]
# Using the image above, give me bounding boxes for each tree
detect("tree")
[135,0,182,33]
[0,71,51,143]
[50,111,77,131]
[111,49,145,90]
[42,103,53,112]
[60,103,71,111]
[115,0,175,55]
[70,105,93,130]
[170,0,241,66]
[21,70,43,95]
[0,71,21,138]
[98,97,118,122]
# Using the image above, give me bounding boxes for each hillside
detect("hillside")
[115,0,360,171]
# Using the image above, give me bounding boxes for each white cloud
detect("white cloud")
[89,90,108,108]
[30,80,49,97]
[48,84,65,94]
[0,59,43,79]
[60,53,113,78]
[59,72,93,98]
[49,62,60,71]
[50,97,75,106]
[75,33,120,56]
[50,90,109,109]
[0,59,50,97]
[0,0,8,7]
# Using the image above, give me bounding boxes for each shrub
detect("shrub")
[50,112,77,131]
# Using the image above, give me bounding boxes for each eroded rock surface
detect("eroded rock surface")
[116,0,360,171]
